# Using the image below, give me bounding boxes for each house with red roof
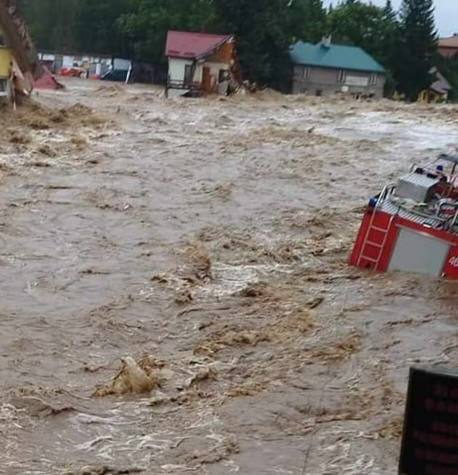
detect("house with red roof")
[165,31,237,97]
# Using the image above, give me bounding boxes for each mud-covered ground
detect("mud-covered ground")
[0,78,457,475]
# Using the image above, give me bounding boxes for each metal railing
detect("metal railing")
[166,79,201,92]
[377,183,458,233]
[373,184,396,209]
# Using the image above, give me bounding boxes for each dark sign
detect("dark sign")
[399,366,458,475]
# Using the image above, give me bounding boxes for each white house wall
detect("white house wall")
[169,58,231,83]
[192,61,230,83]
[194,63,203,83]
[168,58,194,82]
[205,61,230,76]
[62,55,74,68]
[41,53,55,61]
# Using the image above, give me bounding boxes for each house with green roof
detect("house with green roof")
[290,37,386,98]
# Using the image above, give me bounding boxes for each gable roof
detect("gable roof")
[165,31,232,60]
[429,67,451,94]
[439,35,458,49]
[290,41,385,74]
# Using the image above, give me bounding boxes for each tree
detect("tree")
[379,0,400,94]
[289,0,327,44]
[117,0,220,62]
[75,0,134,56]
[327,0,387,60]
[18,0,80,51]
[212,0,298,90]
[383,0,396,22]
[397,0,437,100]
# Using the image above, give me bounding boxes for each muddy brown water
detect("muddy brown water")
[0,78,457,474]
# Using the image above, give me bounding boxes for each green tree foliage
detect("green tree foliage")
[380,0,401,94]
[397,0,437,100]
[327,1,392,64]
[19,0,133,55]
[213,0,294,89]
[289,0,327,44]
[75,0,134,56]
[18,0,80,51]
[116,0,220,62]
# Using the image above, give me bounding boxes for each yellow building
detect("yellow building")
[0,45,11,76]
[0,42,12,99]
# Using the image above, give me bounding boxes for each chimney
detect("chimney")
[321,35,332,48]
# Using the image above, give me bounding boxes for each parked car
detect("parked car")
[58,67,88,79]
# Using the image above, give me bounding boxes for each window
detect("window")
[303,67,311,80]
[369,74,378,86]
[337,69,346,83]
[219,69,229,82]
[184,64,193,84]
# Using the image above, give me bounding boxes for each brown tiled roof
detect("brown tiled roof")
[439,35,458,48]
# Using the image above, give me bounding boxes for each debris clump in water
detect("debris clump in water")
[93,357,158,397]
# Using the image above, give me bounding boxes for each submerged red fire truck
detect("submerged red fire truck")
[350,153,458,279]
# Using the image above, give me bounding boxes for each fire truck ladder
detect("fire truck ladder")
[357,185,396,271]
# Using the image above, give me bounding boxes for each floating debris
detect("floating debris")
[93,357,158,397]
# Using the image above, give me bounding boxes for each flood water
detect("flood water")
[0,79,457,474]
